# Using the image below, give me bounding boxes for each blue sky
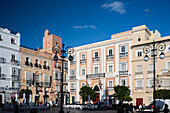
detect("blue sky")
[0,0,170,49]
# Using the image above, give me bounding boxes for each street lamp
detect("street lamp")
[52,42,74,113]
[143,40,166,113]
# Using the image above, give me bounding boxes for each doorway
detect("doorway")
[93,85,100,104]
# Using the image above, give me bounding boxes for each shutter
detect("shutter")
[167,62,170,69]
[125,45,127,52]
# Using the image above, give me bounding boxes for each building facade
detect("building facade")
[131,25,170,106]
[40,30,69,104]
[68,30,133,104]
[0,27,20,104]
[20,47,53,104]
[68,25,170,106]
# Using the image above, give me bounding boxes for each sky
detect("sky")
[0,0,170,49]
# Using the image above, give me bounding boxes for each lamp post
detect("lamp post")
[143,40,166,113]
[52,42,74,113]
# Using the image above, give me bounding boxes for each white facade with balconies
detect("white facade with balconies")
[0,27,20,104]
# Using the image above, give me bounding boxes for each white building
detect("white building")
[0,27,20,104]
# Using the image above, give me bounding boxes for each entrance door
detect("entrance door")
[93,85,100,104]
[136,98,143,107]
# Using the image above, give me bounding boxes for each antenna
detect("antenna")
[145,9,149,27]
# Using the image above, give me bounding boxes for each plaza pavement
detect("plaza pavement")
[0,108,135,113]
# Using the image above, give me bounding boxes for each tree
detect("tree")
[155,89,170,100]
[124,95,133,102]
[19,89,32,104]
[79,86,96,102]
[113,85,131,102]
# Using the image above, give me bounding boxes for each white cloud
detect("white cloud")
[73,25,96,29]
[101,1,126,15]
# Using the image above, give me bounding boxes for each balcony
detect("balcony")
[55,78,61,82]
[26,80,33,85]
[69,76,76,80]
[0,57,6,63]
[34,81,42,86]
[70,89,75,93]
[34,63,38,68]
[0,74,6,79]
[119,70,128,75]
[70,61,76,65]
[11,75,18,81]
[25,62,33,67]
[86,73,105,79]
[9,87,19,93]
[161,69,170,75]
[120,52,128,58]
[107,87,114,92]
[43,82,51,87]
[80,59,86,64]
[135,87,143,90]
[146,86,153,93]
[11,59,20,66]
[0,87,5,92]
[43,65,50,70]
[147,71,153,74]
[135,72,143,75]
[93,57,99,62]
[106,55,114,60]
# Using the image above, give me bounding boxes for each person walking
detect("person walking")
[164,104,169,113]
[139,103,142,112]
[129,103,134,113]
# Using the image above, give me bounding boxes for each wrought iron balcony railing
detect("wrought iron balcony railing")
[70,89,75,93]
[119,70,128,75]
[106,55,114,60]
[80,59,86,64]
[107,87,114,92]
[86,73,105,79]
[120,52,128,58]
[0,74,6,79]
[135,72,143,75]
[135,87,143,90]
[93,57,99,62]
[69,76,76,80]
[70,61,76,65]
[43,82,51,87]
[11,59,20,66]
[0,57,6,63]
[161,69,170,74]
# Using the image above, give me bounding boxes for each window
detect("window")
[163,79,170,87]
[120,78,127,86]
[55,72,61,79]
[26,57,29,62]
[70,69,76,76]
[136,65,142,72]
[81,83,86,87]
[44,61,47,65]
[94,52,98,58]
[11,54,15,60]
[11,38,16,44]
[81,54,85,60]
[108,49,113,56]
[137,51,142,57]
[167,62,170,69]
[55,63,58,68]
[35,59,38,64]
[120,45,127,53]
[81,68,86,75]
[64,74,67,82]
[108,65,113,73]
[94,66,98,74]
[0,67,1,75]
[148,64,153,71]
[148,79,153,87]
[72,96,75,104]
[108,81,113,87]
[138,38,141,41]
[71,82,75,89]
[119,62,128,71]
[136,80,142,87]
[0,35,2,41]
[12,67,18,75]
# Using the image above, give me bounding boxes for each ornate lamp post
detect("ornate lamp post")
[143,41,166,113]
[52,42,74,113]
